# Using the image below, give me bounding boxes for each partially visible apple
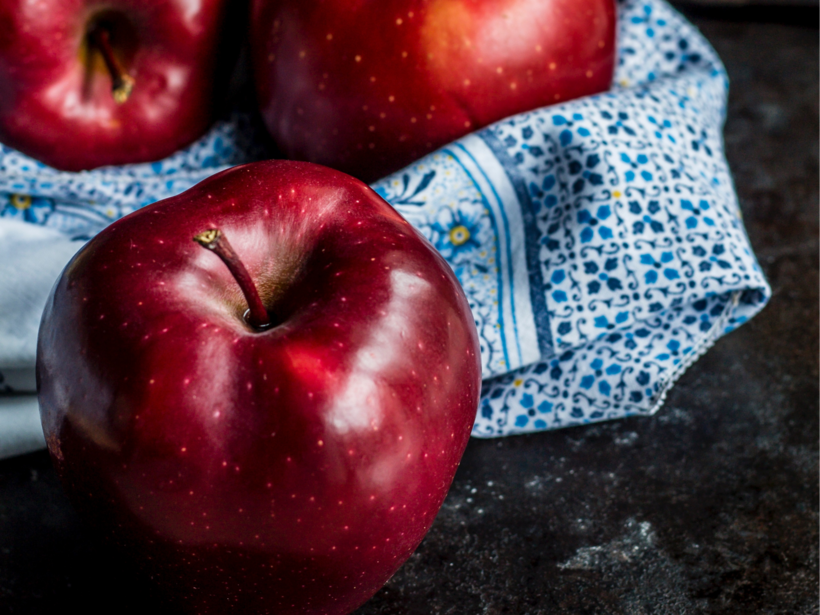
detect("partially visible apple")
[0,0,240,171]
[250,0,617,181]
[37,160,481,614]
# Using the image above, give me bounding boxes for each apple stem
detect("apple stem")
[193,229,272,330]
[88,27,135,104]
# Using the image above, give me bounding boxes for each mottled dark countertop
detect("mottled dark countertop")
[1,4,817,614]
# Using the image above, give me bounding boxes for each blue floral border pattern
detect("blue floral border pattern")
[0,113,267,240]
[374,138,544,378]
[373,0,770,436]
[0,0,770,437]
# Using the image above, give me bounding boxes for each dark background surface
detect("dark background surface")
[1,3,817,614]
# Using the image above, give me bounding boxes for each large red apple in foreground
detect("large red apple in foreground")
[37,160,481,614]
[0,0,238,171]
[251,0,617,182]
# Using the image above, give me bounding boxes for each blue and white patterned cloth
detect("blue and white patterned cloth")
[0,0,769,452]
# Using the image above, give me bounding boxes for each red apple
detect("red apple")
[250,0,617,182]
[0,0,239,171]
[37,160,481,614]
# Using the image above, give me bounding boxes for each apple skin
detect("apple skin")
[37,160,481,614]
[250,0,617,182]
[0,0,239,171]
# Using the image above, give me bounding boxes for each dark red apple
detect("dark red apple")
[0,0,239,171]
[250,0,617,182]
[37,160,481,614]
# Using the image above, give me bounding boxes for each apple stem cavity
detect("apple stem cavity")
[88,27,135,104]
[194,229,273,331]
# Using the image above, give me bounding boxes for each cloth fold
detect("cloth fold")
[0,0,769,455]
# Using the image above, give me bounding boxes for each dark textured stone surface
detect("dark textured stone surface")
[1,7,817,615]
